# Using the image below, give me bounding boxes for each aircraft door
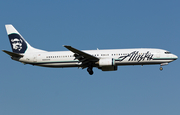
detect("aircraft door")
[33,54,37,62]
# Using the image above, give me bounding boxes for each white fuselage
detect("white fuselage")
[18,48,177,68]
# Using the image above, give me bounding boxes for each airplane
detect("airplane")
[2,24,178,75]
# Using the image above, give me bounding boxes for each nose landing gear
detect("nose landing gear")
[159,63,168,71]
[160,66,163,71]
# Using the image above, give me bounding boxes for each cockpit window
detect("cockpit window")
[165,51,171,54]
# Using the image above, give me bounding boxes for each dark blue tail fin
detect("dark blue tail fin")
[5,24,47,54]
[5,25,28,54]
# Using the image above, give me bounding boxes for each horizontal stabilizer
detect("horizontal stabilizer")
[2,50,24,57]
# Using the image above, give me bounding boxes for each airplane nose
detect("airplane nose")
[173,54,178,60]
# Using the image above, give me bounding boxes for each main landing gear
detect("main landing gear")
[87,63,94,75]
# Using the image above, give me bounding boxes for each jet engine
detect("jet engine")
[98,58,117,71]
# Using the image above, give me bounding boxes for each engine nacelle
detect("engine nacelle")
[98,58,117,71]
[99,58,115,67]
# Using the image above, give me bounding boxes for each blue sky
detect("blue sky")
[1,0,180,115]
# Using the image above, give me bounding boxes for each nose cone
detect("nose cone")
[172,54,178,60]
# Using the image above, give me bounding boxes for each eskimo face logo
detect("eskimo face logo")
[11,38,23,51]
[9,33,27,53]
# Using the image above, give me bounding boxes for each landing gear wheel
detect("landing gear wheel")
[88,70,94,75]
[160,67,163,71]
[87,67,94,75]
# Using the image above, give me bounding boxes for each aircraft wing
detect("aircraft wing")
[63,45,99,64]
[2,50,24,57]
